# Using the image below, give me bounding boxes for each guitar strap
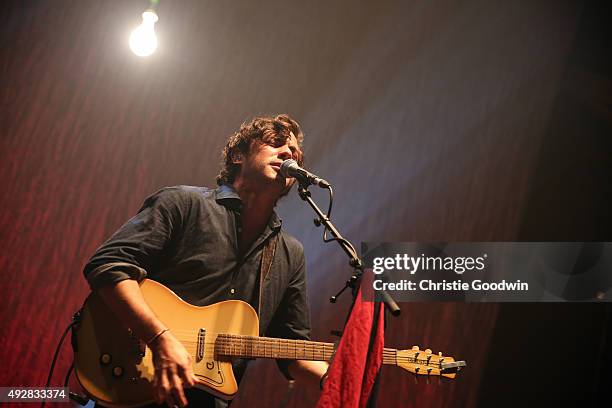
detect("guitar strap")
[258,231,278,317]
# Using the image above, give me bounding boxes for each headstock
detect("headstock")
[395,346,466,379]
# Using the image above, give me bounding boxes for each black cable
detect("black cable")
[319,185,359,257]
[321,185,334,242]
[326,185,334,218]
[63,362,74,387]
[323,236,357,253]
[41,321,73,408]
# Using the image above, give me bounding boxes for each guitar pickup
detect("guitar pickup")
[197,329,206,362]
[440,360,467,373]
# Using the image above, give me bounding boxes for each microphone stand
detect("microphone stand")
[297,181,400,407]
[297,184,400,316]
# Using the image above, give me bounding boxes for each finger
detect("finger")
[159,369,175,408]
[153,368,164,405]
[170,372,188,408]
[179,361,196,387]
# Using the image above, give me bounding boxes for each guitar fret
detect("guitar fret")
[216,334,352,362]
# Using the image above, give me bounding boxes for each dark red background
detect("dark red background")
[1,1,610,407]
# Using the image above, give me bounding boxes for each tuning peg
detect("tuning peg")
[438,352,443,357]
[412,346,420,351]
[425,349,432,354]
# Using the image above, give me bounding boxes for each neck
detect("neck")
[231,178,280,251]
[214,334,399,365]
[232,179,277,220]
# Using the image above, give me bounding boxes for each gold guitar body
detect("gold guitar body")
[74,279,259,407]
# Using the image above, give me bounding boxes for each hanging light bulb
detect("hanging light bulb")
[129,9,159,57]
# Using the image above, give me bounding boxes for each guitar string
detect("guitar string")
[140,347,438,367]
[140,330,437,357]
[125,328,447,366]
[138,350,442,368]
[133,348,444,367]
[150,330,446,354]
[137,334,445,363]
[139,330,339,351]
[142,329,438,358]
[136,342,443,367]
[174,340,444,363]
[173,341,335,356]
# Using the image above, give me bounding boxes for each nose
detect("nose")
[278,143,293,160]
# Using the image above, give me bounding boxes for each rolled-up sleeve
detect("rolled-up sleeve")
[83,187,186,290]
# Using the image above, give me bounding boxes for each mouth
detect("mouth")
[270,162,282,171]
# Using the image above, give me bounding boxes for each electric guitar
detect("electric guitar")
[73,279,466,407]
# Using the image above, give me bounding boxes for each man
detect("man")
[83,114,328,407]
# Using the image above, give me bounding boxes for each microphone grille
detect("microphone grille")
[279,159,297,178]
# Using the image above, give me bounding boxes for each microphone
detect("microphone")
[280,159,330,188]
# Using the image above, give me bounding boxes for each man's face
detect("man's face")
[236,133,302,191]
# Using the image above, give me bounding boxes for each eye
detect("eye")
[267,136,285,148]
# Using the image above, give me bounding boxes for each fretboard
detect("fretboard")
[214,334,398,365]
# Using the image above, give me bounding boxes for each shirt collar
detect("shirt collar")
[215,183,241,203]
[268,210,282,231]
[215,184,282,231]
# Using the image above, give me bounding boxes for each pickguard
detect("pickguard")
[195,359,225,386]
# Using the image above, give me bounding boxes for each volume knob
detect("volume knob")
[112,366,124,378]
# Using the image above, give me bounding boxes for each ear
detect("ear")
[231,152,243,165]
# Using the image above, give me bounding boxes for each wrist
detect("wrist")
[146,327,169,346]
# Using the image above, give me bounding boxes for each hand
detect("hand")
[149,330,196,407]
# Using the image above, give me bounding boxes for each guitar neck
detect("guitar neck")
[214,334,398,365]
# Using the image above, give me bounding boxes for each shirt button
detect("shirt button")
[237,227,242,233]
[230,288,235,294]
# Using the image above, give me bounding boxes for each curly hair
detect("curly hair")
[216,114,305,186]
